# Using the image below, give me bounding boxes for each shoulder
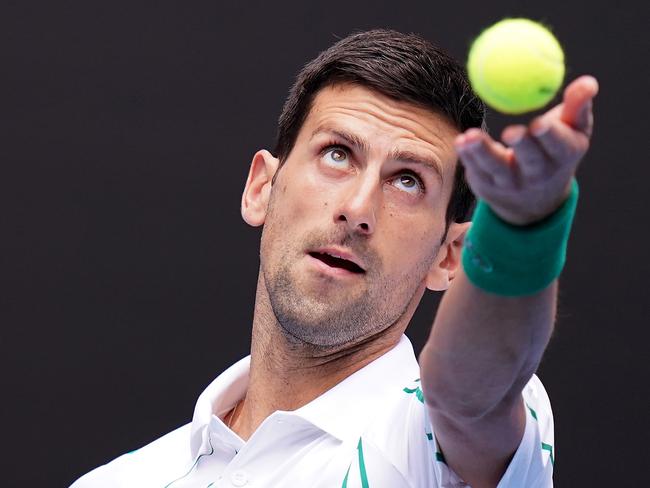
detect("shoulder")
[360,377,436,487]
[69,423,193,488]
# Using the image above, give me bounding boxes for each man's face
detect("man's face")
[258,83,460,347]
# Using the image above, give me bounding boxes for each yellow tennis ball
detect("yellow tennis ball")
[467,18,565,114]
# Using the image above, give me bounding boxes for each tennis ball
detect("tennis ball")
[467,18,565,114]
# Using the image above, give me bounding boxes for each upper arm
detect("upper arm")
[418,269,556,487]
[424,374,555,488]
[427,387,526,488]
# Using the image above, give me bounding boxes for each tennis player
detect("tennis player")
[71,29,598,487]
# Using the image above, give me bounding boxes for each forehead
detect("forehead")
[302,83,459,168]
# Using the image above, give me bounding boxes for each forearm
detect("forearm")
[419,272,555,420]
[416,75,597,486]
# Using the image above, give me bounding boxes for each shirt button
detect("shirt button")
[230,470,249,486]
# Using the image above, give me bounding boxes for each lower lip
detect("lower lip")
[306,254,363,278]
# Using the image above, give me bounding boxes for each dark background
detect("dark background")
[2,0,648,486]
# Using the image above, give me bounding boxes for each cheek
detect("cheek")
[266,168,334,232]
[284,167,339,217]
[379,210,444,271]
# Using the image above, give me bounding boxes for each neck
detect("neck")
[229,272,403,440]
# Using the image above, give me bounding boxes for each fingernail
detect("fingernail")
[455,136,479,152]
[458,139,482,153]
[532,124,550,137]
[585,75,599,95]
[505,132,524,146]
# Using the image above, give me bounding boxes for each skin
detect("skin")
[238,76,599,487]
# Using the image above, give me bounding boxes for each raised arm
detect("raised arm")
[419,75,599,487]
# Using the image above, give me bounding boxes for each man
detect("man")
[72,29,598,487]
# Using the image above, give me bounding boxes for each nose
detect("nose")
[335,172,379,236]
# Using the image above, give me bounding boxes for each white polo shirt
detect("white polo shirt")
[71,335,554,487]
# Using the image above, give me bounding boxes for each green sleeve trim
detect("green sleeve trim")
[402,385,424,403]
[541,442,555,466]
[435,451,447,464]
[527,403,538,421]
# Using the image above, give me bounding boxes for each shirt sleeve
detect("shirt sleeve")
[427,374,555,488]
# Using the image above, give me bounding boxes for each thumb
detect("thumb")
[561,75,599,136]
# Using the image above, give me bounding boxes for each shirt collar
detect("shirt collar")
[293,335,419,441]
[189,334,419,457]
[189,355,251,456]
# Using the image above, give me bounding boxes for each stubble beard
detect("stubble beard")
[261,230,438,349]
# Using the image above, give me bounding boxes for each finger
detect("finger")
[502,127,553,180]
[455,131,495,184]
[501,124,528,146]
[460,154,495,198]
[456,129,516,187]
[559,75,599,136]
[531,118,590,168]
[456,146,495,186]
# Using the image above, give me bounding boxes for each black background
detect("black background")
[2,0,648,486]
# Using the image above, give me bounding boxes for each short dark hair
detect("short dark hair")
[273,29,486,227]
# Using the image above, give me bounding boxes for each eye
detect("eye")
[322,146,350,168]
[393,173,424,195]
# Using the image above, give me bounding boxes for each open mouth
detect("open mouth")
[308,252,365,274]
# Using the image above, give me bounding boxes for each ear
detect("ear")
[241,149,280,227]
[425,221,471,291]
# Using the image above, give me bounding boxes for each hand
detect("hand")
[454,75,599,225]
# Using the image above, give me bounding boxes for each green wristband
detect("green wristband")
[462,179,579,296]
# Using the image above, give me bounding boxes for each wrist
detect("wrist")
[487,179,576,226]
[462,179,579,296]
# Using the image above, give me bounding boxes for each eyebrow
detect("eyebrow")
[311,125,444,183]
